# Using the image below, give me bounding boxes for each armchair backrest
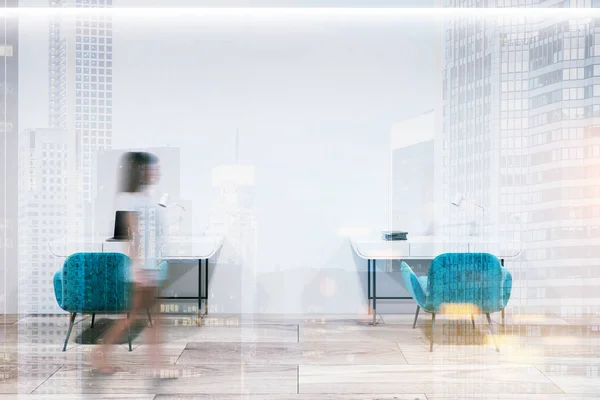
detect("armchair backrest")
[426,252,506,314]
[54,252,134,313]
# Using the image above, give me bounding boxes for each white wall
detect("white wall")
[17,9,437,315]
[110,12,436,314]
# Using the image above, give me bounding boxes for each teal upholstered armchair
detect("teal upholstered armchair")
[401,252,512,352]
[53,252,168,351]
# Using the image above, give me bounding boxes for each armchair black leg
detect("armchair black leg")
[126,312,132,352]
[486,313,500,352]
[471,314,475,329]
[63,312,77,352]
[91,313,95,329]
[430,313,436,352]
[412,306,420,329]
[146,308,153,328]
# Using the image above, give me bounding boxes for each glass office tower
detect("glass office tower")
[441,0,600,316]
[0,0,19,315]
[49,0,114,207]
[18,129,79,314]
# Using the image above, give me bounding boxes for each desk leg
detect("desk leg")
[204,259,209,316]
[198,259,202,326]
[500,258,505,326]
[367,259,371,315]
[372,259,377,326]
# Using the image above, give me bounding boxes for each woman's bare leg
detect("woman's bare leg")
[146,313,162,374]
[144,287,164,375]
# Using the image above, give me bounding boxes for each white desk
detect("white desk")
[350,235,522,325]
[155,236,224,319]
[48,236,224,320]
[48,237,105,257]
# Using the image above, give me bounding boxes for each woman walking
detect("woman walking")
[91,151,166,376]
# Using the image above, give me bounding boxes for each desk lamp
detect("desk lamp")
[451,193,484,213]
[451,193,484,236]
[159,193,185,212]
[159,193,185,233]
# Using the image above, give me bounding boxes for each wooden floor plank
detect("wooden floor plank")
[299,364,564,395]
[178,341,407,365]
[34,364,297,395]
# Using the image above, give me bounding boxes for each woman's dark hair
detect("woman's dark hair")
[118,151,159,193]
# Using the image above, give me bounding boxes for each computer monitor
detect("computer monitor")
[106,211,134,241]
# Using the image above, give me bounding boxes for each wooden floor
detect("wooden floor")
[1,312,600,399]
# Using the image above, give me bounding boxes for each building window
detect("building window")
[0,45,14,57]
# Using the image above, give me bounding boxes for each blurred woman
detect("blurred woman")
[91,151,166,375]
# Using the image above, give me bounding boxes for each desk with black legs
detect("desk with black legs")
[49,235,224,325]
[154,236,224,324]
[350,236,522,326]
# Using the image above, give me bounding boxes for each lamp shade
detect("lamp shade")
[451,193,464,207]
[159,193,169,208]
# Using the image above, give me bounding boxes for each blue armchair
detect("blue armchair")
[401,252,512,352]
[53,252,168,351]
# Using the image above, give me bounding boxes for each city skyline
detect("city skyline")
[9,4,600,315]
[4,5,600,398]
[13,0,116,315]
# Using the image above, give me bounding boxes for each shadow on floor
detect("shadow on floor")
[74,317,149,345]
[420,319,496,346]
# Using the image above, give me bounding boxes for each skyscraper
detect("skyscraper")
[208,135,258,314]
[438,4,499,240]
[0,0,19,314]
[209,134,258,268]
[18,129,79,314]
[390,111,435,236]
[440,0,600,316]
[49,0,114,206]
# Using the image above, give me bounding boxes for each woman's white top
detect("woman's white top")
[114,188,166,286]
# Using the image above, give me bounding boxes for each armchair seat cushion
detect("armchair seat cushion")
[54,252,134,314]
